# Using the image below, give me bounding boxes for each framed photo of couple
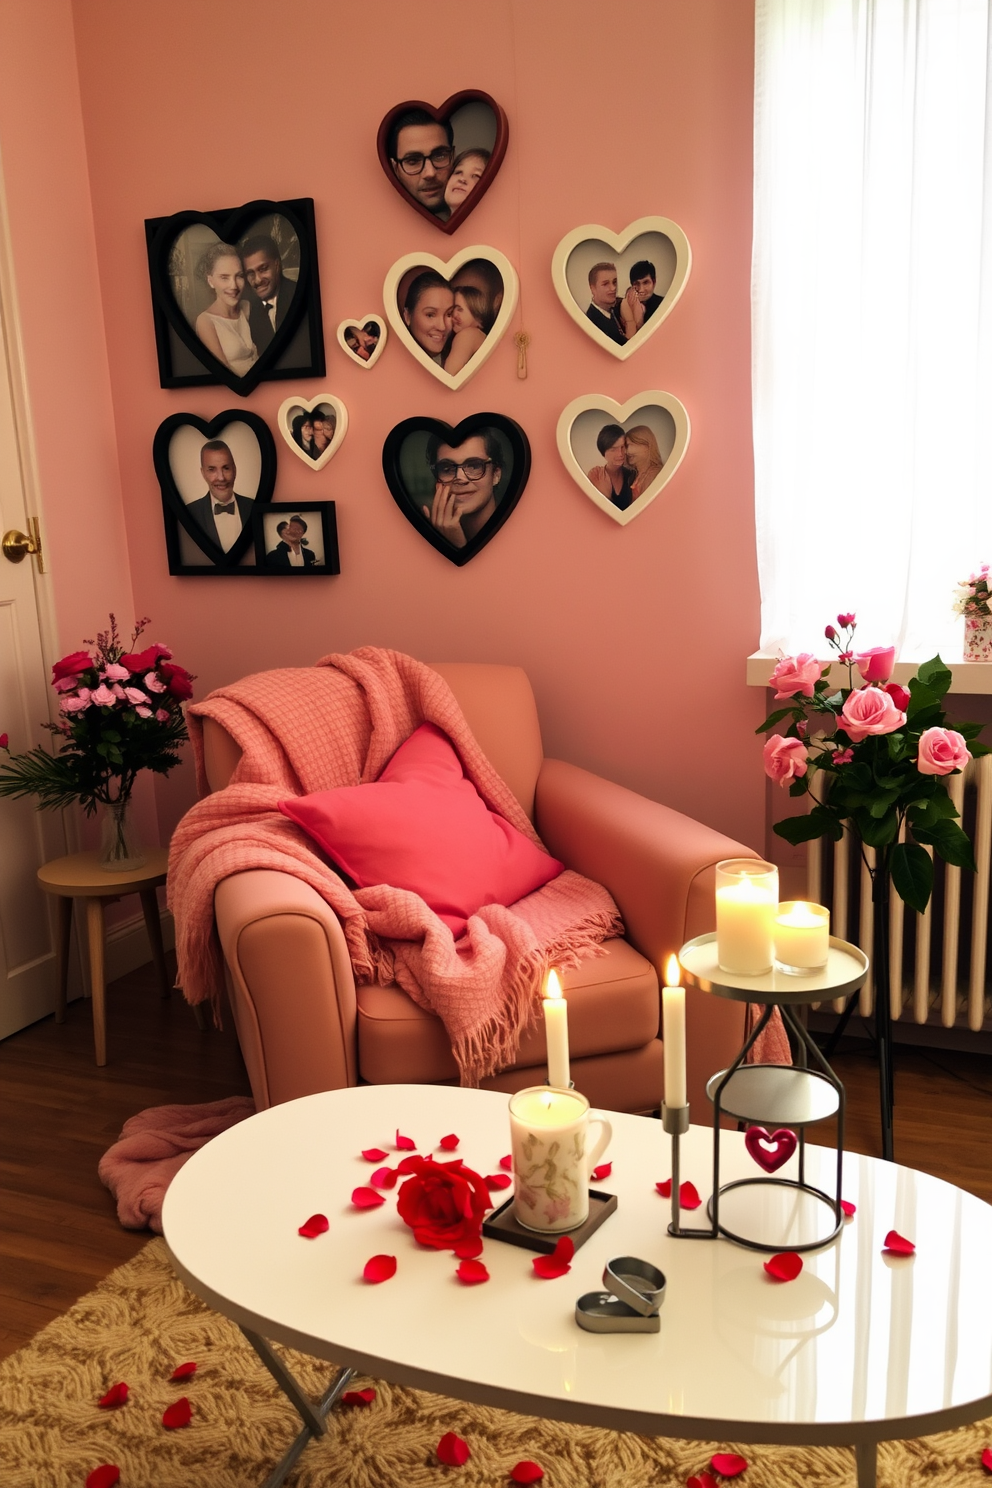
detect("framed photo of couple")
[145,197,325,395]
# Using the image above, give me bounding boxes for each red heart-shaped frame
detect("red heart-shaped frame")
[745,1125,798,1174]
[376,92,508,234]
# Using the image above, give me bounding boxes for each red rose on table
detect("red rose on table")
[159,661,194,700]
[52,650,94,682]
[396,1155,491,1250]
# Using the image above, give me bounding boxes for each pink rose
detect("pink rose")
[824,624,837,641]
[837,612,856,628]
[0,733,8,749]
[90,683,117,707]
[832,746,854,765]
[916,727,971,776]
[839,686,906,742]
[763,734,808,786]
[155,708,170,722]
[143,671,167,694]
[135,706,153,718]
[60,689,92,713]
[855,646,896,683]
[884,682,911,712]
[53,675,80,694]
[102,663,130,682]
[124,687,147,705]
[769,653,822,700]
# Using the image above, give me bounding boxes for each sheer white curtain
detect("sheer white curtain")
[754,0,992,660]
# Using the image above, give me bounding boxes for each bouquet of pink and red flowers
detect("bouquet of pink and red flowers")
[759,614,988,913]
[0,615,192,814]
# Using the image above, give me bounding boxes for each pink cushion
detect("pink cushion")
[278,723,563,935]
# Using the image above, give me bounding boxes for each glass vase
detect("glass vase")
[963,614,992,661]
[99,797,146,873]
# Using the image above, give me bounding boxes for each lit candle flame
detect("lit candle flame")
[545,968,563,1000]
[541,1090,553,1109]
[664,955,681,988]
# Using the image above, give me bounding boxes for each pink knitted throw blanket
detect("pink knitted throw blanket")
[168,648,623,1086]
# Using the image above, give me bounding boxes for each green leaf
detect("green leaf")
[908,790,959,827]
[869,791,900,818]
[853,808,899,848]
[926,819,977,872]
[917,656,952,698]
[890,842,934,914]
[773,814,831,845]
[969,740,992,759]
[755,707,797,735]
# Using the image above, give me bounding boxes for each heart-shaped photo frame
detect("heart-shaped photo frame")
[152,410,276,575]
[277,395,348,471]
[382,412,530,566]
[376,91,508,234]
[383,246,518,390]
[336,315,387,369]
[551,217,691,361]
[556,392,690,526]
[146,198,322,396]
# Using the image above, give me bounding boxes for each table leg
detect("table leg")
[139,888,170,999]
[855,1439,877,1487]
[54,897,72,1024]
[85,898,107,1066]
[240,1326,355,1488]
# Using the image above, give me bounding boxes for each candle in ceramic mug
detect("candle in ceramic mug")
[715,858,779,976]
[774,900,830,975]
[542,968,570,1089]
[509,1085,612,1233]
[662,954,687,1108]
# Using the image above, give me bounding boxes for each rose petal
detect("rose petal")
[656,1178,672,1197]
[553,1235,575,1263]
[439,1133,460,1150]
[456,1258,490,1284]
[341,1387,377,1407]
[686,1475,719,1488]
[840,1200,856,1219]
[592,1162,612,1181]
[371,1166,398,1190]
[97,1382,129,1409]
[395,1130,416,1150]
[361,1148,389,1162]
[764,1251,803,1282]
[86,1469,121,1488]
[711,1452,748,1475]
[655,1179,701,1207]
[499,1154,513,1171]
[169,1362,197,1381]
[351,1187,386,1209]
[363,1253,397,1283]
[437,1431,471,1466]
[454,1235,484,1259]
[485,1173,512,1190]
[298,1213,330,1237]
[162,1396,192,1429]
[981,1445,992,1472]
[511,1463,545,1483]
[532,1237,574,1279]
[883,1229,915,1256]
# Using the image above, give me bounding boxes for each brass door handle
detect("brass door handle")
[2,517,45,572]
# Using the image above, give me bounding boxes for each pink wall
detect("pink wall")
[71,0,762,848]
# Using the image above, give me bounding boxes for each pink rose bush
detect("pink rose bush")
[760,612,987,913]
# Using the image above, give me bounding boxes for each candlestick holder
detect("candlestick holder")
[661,1101,717,1239]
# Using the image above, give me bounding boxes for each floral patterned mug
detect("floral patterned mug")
[508,1086,613,1233]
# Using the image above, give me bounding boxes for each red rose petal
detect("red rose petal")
[655,1179,701,1207]
[86,1468,121,1488]
[841,1200,856,1219]
[764,1251,803,1282]
[351,1187,386,1209]
[162,1396,192,1429]
[341,1387,377,1407]
[883,1229,915,1256]
[370,1166,398,1189]
[395,1130,416,1150]
[298,1213,329,1238]
[439,1133,460,1150]
[363,1253,397,1283]
[485,1173,512,1190]
[981,1445,992,1472]
[532,1237,574,1279]
[361,1147,389,1162]
[686,1475,719,1488]
[511,1463,545,1483]
[437,1431,471,1466]
[499,1154,513,1171]
[656,1178,672,1197]
[592,1162,612,1181]
[169,1361,197,1381]
[456,1258,490,1284]
[553,1236,575,1263]
[97,1382,128,1409]
[711,1452,748,1475]
[454,1235,484,1259]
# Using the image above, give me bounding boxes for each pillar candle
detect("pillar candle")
[662,954,687,1108]
[715,859,779,975]
[774,900,830,973]
[543,968,570,1088]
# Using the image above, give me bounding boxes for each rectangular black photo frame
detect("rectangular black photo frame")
[252,502,340,576]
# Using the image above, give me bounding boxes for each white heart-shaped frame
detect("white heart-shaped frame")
[551,217,691,361]
[556,392,690,526]
[383,245,519,390]
[336,314,387,370]
[277,394,348,472]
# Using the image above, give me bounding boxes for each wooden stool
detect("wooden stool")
[37,848,171,1066]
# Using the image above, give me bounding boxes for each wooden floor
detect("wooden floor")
[1,960,990,1361]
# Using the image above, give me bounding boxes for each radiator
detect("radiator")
[806,753,992,1030]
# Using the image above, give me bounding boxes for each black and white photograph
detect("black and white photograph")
[377,91,508,233]
[252,502,339,575]
[153,410,276,575]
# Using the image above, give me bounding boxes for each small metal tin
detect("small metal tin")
[602,1256,666,1317]
[575,1291,661,1333]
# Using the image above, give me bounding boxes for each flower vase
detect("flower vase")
[963,615,992,661]
[99,798,146,873]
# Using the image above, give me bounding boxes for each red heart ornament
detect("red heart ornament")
[711,1452,749,1475]
[744,1125,798,1173]
[764,1251,803,1282]
[376,92,508,234]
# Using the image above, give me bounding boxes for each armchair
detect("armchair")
[204,662,754,1114]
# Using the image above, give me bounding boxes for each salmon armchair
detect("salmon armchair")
[204,663,753,1114]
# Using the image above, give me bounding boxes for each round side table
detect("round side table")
[37,848,171,1066]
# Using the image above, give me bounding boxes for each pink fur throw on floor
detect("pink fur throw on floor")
[98,1096,255,1233]
[169,647,624,1087]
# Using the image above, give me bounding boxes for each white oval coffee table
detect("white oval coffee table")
[163,1084,992,1488]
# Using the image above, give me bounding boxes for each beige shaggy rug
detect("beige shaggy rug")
[0,1240,990,1487]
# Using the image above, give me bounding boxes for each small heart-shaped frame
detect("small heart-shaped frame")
[336,315,387,370]
[551,216,691,361]
[277,395,348,471]
[383,246,519,390]
[556,392,690,526]
[744,1126,799,1174]
[376,91,508,234]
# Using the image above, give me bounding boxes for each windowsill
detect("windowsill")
[747,653,992,695]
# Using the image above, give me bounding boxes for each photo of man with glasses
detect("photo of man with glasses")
[420,428,503,548]
[387,109,455,219]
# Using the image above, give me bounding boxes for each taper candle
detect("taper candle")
[662,954,687,1108]
[543,968,570,1088]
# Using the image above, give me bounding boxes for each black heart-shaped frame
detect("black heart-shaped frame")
[147,198,319,396]
[376,91,508,235]
[153,410,276,575]
[381,412,530,567]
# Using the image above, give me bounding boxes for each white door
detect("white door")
[0,232,67,1038]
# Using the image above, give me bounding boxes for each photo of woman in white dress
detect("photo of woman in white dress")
[192,242,259,378]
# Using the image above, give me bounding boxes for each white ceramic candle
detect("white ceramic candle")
[542,968,570,1089]
[508,1085,612,1233]
[774,900,830,975]
[715,858,779,976]
[662,954,687,1108]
